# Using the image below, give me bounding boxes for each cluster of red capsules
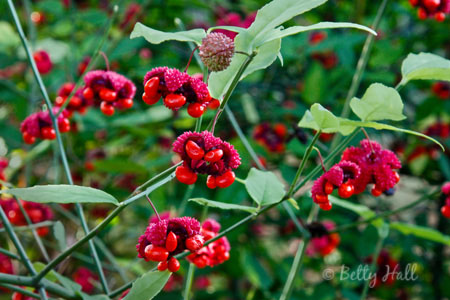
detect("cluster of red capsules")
[81,70,136,116]
[253,122,288,153]
[172,131,241,188]
[441,182,450,218]
[142,67,213,118]
[55,82,93,116]
[305,221,340,257]
[0,198,53,236]
[409,0,450,21]
[136,217,205,272]
[312,139,401,210]
[432,81,450,100]
[20,107,71,144]
[366,250,399,287]
[187,219,230,268]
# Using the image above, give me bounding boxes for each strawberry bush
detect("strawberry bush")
[0,0,450,299]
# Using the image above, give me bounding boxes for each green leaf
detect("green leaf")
[33,262,59,283]
[400,52,450,85]
[0,185,119,206]
[53,221,66,251]
[248,0,327,46]
[329,195,383,228]
[81,294,110,300]
[339,119,445,151]
[390,222,450,246]
[130,22,206,45]
[350,83,406,122]
[123,271,171,300]
[242,38,282,78]
[245,168,285,206]
[189,198,259,214]
[298,104,343,133]
[257,22,377,45]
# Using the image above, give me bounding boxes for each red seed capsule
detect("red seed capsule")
[36,227,49,237]
[324,181,334,195]
[315,194,328,204]
[142,92,161,105]
[193,256,207,268]
[338,183,354,198]
[119,98,133,109]
[168,257,180,272]
[165,231,178,252]
[58,118,71,133]
[204,149,224,163]
[144,244,169,262]
[185,234,205,252]
[82,87,94,100]
[319,201,332,211]
[157,260,168,271]
[99,88,117,102]
[393,171,400,184]
[69,96,82,107]
[206,175,216,189]
[215,170,235,188]
[435,12,446,22]
[41,127,56,140]
[441,206,450,218]
[371,187,383,197]
[187,103,206,118]
[55,96,66,106]
[175,165,198,185]
[164,94,186,109]
[23,132,36,144]
[208,99,220,110]
[185,140,205,160]
[144,77,160,97]
[100,101,115,116]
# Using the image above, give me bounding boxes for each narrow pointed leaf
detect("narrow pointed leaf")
[189,198,259,214]
[131,22,206,45]
[123,271,171,300]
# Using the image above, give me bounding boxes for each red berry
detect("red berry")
[204,149,224,163]
[208,99,220,110]
[273,123,287,138]
[144,77,160,97]
[215,170,235,188]
[424,0,441,9]
[409,0,419,6]
[324,181,334,195]
[338,183,354,198]
[23,132,36,144]
[41,127,56,140]
[55,96,66,106]
[186,234,205,252]
[185,140,205,160]
[206,175,217,189]
[164,94,186,109]
[435,12,446,21]
[100,101,115,116]
[99,88,117,102]
[144,244,169,262]
[8,210,23,225]
[393,171,400,184]
[175,165,197,185]
[168,257,180,272]
[58,118,71,133]
[187,103,206,118]
[83,87,94,100]
[441,206,450,218]
[157,261,168,271]
[315,194,328,204]
[69,96,82,107]
[142,92,160,105]
[193,256,207,268]
[165,231,178,252]
[319,201,332,211]
[418,7,428,19]
[37,227,49,237]
[119,98,133,109]
[371,187,383,197]
[27,209,43,223]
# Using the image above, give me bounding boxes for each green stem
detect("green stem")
[279,239,309,300]
[14,197,50,262]
[183,263,196,300]
[7,0,109,292]
[132,162,181,194]
[0,221,54,233]
[360,229,386,299]
[287,131,321,198]
[0,283,41,299]
[0,248,20,260]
